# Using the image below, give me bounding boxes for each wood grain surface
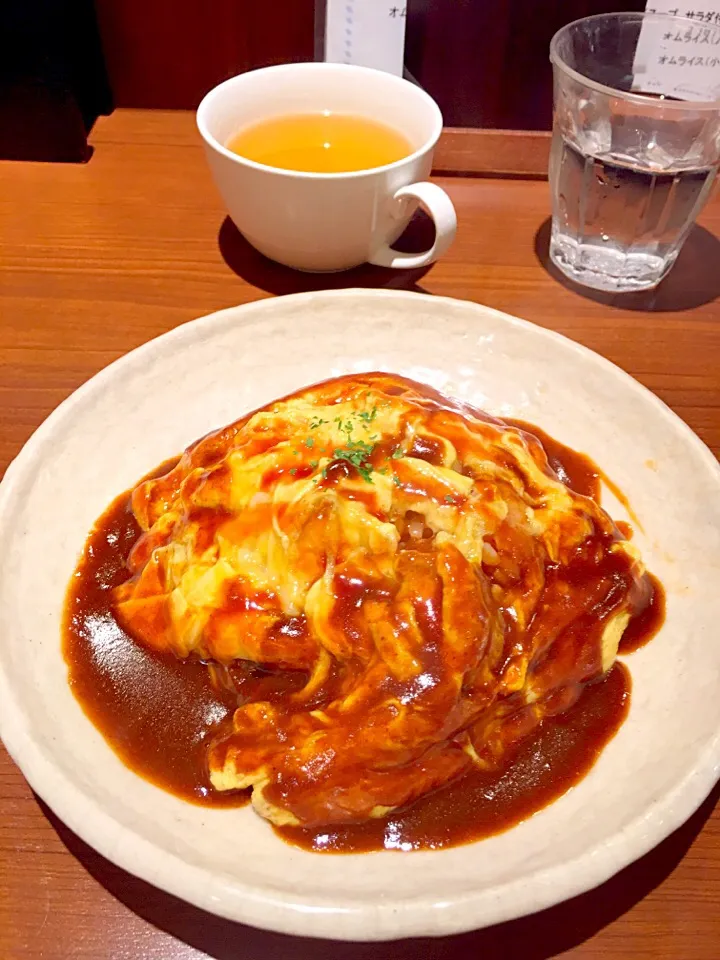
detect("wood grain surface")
[434,128,551,177]
[0,109,718,960]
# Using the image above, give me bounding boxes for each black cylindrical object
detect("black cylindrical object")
[0,0,112,162]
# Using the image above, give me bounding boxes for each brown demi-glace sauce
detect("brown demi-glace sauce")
[509,420,664,656]
[63,424,664,853]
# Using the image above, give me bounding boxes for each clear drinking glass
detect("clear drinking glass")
[549,13,720,292]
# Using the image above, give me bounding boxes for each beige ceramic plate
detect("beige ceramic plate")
[0,290,719,941]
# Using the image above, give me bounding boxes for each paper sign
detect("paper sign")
[634,4,720,99]
[324,0,407,76]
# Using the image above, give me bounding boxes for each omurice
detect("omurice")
[63,373,663,851]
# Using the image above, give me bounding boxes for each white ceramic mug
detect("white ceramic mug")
[196,63,456,272]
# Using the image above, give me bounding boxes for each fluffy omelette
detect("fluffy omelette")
[113,373,648,828]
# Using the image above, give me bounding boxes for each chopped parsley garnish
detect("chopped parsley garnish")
[392,474,402,487]
[358,406,377,425]
[290,467,297,476]
[332,438,375,483]
[303,403,401,484]
[443,494,454,503]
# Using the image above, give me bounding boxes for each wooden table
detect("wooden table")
[1,109,718,960]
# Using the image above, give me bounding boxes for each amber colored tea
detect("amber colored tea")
[225,113,413,174]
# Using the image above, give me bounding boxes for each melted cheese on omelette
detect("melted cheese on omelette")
[113,373,648,828]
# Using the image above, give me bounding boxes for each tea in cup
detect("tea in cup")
[197,63,456,272]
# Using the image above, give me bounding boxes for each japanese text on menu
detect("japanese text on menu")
[635,3,720,96]
[325,0,406,76]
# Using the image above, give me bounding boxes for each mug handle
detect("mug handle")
[368,181,457,270]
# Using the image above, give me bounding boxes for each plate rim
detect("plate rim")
[0,288,718,941]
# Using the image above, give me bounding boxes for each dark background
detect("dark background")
[94,0,648,126]
[0,0,111,160]
[1,0,649,162]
